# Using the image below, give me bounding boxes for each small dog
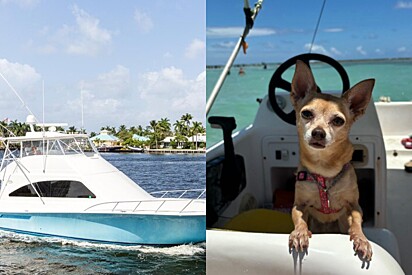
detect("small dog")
[288,60,375,261]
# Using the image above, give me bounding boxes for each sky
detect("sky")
[0,0,205,133]
[207,0,412,65]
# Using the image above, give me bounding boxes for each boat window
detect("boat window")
[59,138,82,155]
[20,137,98,157]
[47,139,63,155]
[22,141,46,156]
[9,180,96,198]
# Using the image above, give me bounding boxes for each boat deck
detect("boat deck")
[385,137,412,274]
[387,172,411,274]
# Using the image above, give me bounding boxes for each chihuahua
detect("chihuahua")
[288,60,375,261]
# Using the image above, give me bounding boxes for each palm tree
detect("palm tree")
[159,117,172,137]
[56,126,65,133]
[190,121,204,150]
[136,125,144,136]
[117,124,131,142]
[181,113,193,136]
[9,120,30,136]
[129,126,137,135]
[117,124,127,134]
[67,126,77,134]
[149,120,160,149]
[173,120,185,136]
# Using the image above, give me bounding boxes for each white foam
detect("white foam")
[0,230,205,256]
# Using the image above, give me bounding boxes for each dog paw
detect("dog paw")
[350,232,373,261]
[289,226,312,252]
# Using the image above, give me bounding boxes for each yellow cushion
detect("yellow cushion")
[223,209,294,234]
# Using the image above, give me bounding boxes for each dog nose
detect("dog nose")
[312,127,326,141]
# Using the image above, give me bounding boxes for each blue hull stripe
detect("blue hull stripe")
[0,212,206,245]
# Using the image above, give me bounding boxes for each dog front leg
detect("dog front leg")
[289,205,312,252]
[348,205,373,261]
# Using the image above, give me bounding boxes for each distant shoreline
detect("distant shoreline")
[100,148,206,155]
[206,57,412,69]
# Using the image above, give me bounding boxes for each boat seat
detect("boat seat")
[223,208,294,233]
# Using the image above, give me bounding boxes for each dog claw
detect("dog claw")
[350,232,373,261]
[289,228,312,252]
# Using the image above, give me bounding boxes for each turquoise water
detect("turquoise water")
[206,60,412,147]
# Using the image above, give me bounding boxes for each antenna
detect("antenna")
[0,71,37,121]
[81,88,84,134]
[309,0,327,53]
[42,80,45,131]
[41,80,46,173]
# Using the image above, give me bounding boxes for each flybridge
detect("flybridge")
[0,116,97,168]
[25,114,68,133]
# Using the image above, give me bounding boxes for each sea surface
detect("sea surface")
[0,153,206,274]
[207,59,412,147]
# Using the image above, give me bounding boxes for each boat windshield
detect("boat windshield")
[19,137,98,157]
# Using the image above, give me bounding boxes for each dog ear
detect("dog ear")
[342,79,375,120]
[291,60,317,107]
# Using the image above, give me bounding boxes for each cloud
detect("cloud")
[81,65,131,98]
[0,59,41,95]
[207,27,276,38]
[356,46,367,55]
[60,66,205,131]
[65,5,112,55]
[0,61,204,131]
[137,67,205,123]
[212,41,237,49]
[67,90,122,120]
[395,1,412,9]
[60,65,131,130]
[304,43,342,57]
[185,39,205,59]
[323,28,344,33]
[134,9,154,33]
[304,43,328,55]
[397,46,407,52]
[330,47,342,56]
[38,5,112,56]
[0,59,42,120]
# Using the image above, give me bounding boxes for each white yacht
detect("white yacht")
[0,115,205,245]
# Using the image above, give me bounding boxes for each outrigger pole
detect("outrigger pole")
[206,0,263,116]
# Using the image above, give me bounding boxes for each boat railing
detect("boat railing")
[150,189,206,199]
[84,196,205,214]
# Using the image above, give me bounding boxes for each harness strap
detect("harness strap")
[296,163,349,214]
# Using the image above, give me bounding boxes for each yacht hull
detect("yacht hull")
[0,212,206,245]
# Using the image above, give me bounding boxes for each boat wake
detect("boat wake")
[0,230,205,256]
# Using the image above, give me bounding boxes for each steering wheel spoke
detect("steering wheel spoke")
[276,77,292,91]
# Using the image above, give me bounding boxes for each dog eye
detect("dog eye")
[332,117,345,126]
[301,110,313,120]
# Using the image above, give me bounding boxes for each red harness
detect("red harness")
[296,163,349,214]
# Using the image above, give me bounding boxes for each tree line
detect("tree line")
[0,113,206,150]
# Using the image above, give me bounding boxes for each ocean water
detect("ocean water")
[0,153,206,274]
[207,59,412,147]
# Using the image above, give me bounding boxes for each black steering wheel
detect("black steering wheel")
[268,53,350,125]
